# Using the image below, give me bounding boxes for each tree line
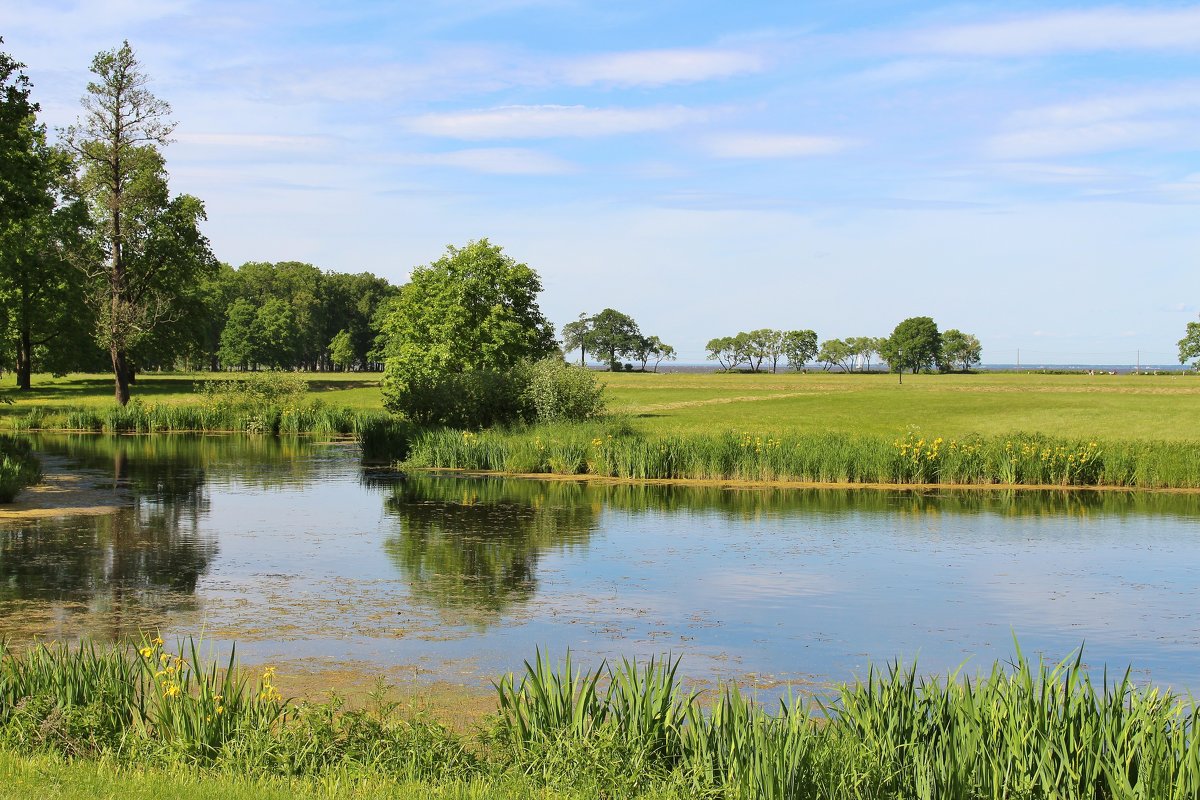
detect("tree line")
[703,321,980,374]
[0,40,399,403]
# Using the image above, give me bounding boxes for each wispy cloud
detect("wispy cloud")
[906,7,1200,57]
[987,85,1200,158]
[562,47,763,87]
[704,133,854,159]
[987,121,1175,159]
[406,104,703,139]
[397,147,577,175]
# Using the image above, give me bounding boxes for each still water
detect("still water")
[3,434,1199,690]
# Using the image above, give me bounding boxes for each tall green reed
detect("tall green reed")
[398,422,1200,489]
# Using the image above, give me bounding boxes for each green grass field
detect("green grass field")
[599,371,1200,440]
[5,370,1199,441]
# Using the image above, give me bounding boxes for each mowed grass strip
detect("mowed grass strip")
[599,371,1200,441]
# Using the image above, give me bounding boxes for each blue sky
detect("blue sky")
[3,1,1199,364]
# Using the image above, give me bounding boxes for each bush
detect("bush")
[523,358,606,423]
[0,436,41,503]
[195,372,309,411]
[383,359,606,428]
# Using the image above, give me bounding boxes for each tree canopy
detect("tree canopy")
[380,239,558,424]
[1180,318,1200,369]
[881,316,942,374]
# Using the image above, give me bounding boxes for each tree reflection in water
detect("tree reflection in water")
[0,435,221,641]
[383,475,598,616]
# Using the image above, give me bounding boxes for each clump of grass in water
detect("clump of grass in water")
[396,422,1200,489]
[0,436,41,503]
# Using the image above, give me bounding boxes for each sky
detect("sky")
[2,1,1199,364]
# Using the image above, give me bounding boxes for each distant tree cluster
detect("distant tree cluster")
[700,322,981,374]
[705,330,818,373]
[213,262,396,373]
[561,309,676,372]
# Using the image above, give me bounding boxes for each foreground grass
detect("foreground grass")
[2,637,1198,799]
[0,750,665,800]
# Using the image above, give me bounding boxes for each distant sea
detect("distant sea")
[639,363,1194,375]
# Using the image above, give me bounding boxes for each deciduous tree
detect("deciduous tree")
[881,316,941,374]
[1179,317,1200,369]
[65,41,215,404]
[941,329,982,372]
[782,329,818,371]
[380,239,557,424]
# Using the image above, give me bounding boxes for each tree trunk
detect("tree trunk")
[16,328,31,391]
[112,347,131,405]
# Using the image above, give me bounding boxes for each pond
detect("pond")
[3,434,1199,693]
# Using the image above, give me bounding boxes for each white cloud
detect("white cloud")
[1010,87,1200,128]
[986,121,1175,159]
[704,133,853,159]
[397,147,577,175]
[907,7,1200,56]
[562,48,763,87]
[406,104,703,139]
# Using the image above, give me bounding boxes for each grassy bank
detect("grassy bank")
[10,401,391,437]
[398,422,1200,489]
[1,637,1197,799]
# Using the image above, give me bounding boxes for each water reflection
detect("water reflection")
[0,435,220,640]
[2,435,1199,692]
[383,475,597,615]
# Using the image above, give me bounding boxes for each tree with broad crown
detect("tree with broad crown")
[1179,317,1200,369]
[380,239,557,423]
[782,330,818,371]
[941,329,982,372]
[881,316,941,374]
[64,41,215,404]
[818,338,857,372]
[587,308,642,371]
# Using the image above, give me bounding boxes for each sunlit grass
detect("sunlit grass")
[398,422,1200,488]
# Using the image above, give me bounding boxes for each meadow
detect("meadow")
[5,369,1199,440]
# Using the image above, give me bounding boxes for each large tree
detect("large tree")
[881,316,942,374]
[380,239,557,424]
[561,313,592,366]
[941,329,982,372]
[782,329,818,371]
[65,41,214,404]
[1180,317,1200,369]
[0,43,92,389]
[587,308,642,371]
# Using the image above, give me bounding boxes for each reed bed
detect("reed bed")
[2,638,1197,797]
[10,402,393,438]
[398,422,1200,489]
